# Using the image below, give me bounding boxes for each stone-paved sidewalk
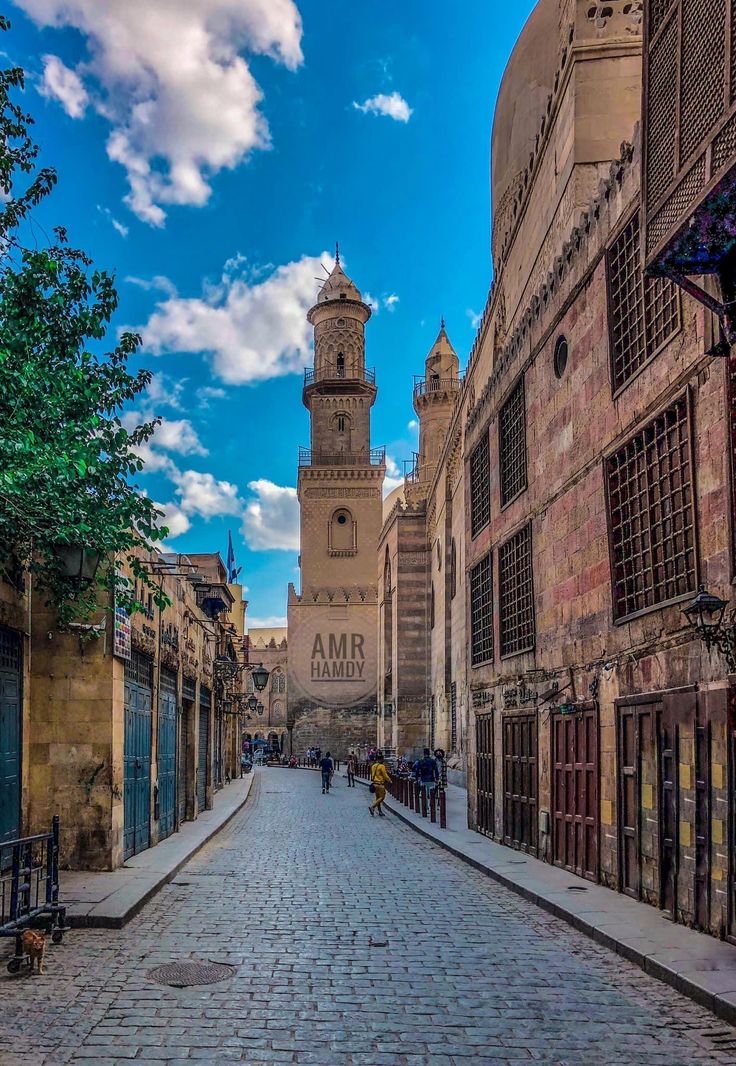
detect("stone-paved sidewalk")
[2,769,736,1065]
[358,775,736,1027]
[59,773,256,928]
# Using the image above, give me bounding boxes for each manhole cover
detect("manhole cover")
[148,961,235,987]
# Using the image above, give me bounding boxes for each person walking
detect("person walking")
[369,752,392,817]
[415,747,439,801]
[320,751,334,794]
[346,752,357,788]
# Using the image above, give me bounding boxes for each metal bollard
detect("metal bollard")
[420,785,428,818]
[430,787,437,823]
[439,788,447,829]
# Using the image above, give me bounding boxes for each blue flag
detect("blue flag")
[226,530,237,583]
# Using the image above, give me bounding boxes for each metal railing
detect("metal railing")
[304,366,376,387]
[298,447,386,467]
[355,764,447,828]
[1,816,69,973]
[403,454,420,483]
[413,376,463,399]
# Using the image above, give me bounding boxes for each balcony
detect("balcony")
[304,366,376,388]
[413,375,463,399]
[298,447,386,467]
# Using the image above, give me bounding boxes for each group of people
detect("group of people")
[310,745,444,819]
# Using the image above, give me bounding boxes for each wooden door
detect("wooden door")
[503,713,537,854]
[552,706,599,881]
[157,668,177,841]
[123,652,152,861]
[658,705,678,918]
[475,713,495,837]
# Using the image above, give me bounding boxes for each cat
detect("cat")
[21,929,45,975]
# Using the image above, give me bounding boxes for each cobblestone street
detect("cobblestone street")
[3,769,736,1065]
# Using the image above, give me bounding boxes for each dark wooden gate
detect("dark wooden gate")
[157,668,177,842]
[502,713,537,854]
[552,705,599,881]
[197,686,211,812]
[0,627,22,846]
[123,652,152,861]
[618,691,698,915]
[475,713,495,837]
[658,706,678,919]
[179,676,195,824]
[694,717,711,930]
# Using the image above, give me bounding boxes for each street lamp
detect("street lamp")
[682,585,735,673]
[51,544,101,587]
[251,662,269,692]
[246,695,258,713]
[256,701,264,716]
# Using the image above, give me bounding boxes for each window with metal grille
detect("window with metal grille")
[450,539,457,599]
[470,434,490,536]
[470,554,493,666]
[499,524,535,657]
[607,215,680,393]
[124,650,152,687]
[0,626,21,671]
[450,681,457,751]
[606,394,697,621]
[499,377,527,507]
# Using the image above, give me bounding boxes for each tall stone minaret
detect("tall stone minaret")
[408,321,460,501]
[287,252,385,757]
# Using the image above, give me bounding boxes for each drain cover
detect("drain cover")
[149,961,235,987]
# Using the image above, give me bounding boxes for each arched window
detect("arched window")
[246,674,255,694]
[329,508,356,554]
[336,353,345,377]
[271,670,286,694]
[430,584,436,629]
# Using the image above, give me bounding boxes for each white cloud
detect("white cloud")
[408,419,419,433]
[138,252,332,385]
[242,479,299,551]
[130,440,180,477]
[247,616,287,630]
[40,54,88,117]
[353,91,413,123]
[467,308,482,330]
[384,293,399,312]
[152,418,208,456]
[173,469,242,519]
[153,500,191,539]
[383,455,404,498]
[363,292,379,313]
[196,385,226,408]
[97,204,128,238]
[146,372,186,412]
[20,0,304,224]
[126,274,178,298]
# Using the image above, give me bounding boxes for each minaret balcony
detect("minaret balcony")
[304,366,376,387]
[298,446,386,468]
[413,375,463,400]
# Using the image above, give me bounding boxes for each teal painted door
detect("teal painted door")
[0,626,22,846]
[197,706,209,811]
[157,669,177,841]
[123,653,152,861]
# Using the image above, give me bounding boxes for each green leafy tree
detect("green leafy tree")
[0,22,169,626]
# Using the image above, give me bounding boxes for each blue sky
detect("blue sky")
[8,0,536,627]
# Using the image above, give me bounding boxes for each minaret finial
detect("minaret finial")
[441,315,445,330]
[335,241,340,266]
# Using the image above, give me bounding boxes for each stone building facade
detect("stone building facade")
[383,0,736,939]
[287,257,385,758]
[247,627,288,751]
[1,548,247,871]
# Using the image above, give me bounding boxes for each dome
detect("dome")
[383,482,406,522]
[491,0,561,247]
[317,260,362,304]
